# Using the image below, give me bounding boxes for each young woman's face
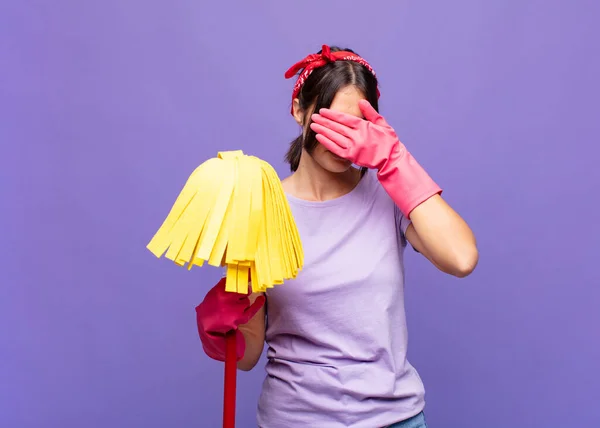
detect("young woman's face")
[298,85,366,173]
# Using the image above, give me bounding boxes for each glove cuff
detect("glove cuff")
[377,147,442,218]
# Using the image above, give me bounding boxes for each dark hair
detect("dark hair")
[285,46,379,172]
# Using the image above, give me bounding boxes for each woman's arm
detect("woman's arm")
[237,291,266,371]
[308,102,478,277]
[404,194,478,278]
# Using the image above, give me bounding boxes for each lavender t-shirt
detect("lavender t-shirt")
[257,170,425,428]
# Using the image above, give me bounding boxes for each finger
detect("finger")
[311,113,354,138]
[201,338,227,361]
[317,108,362,129]
[204,322,233,335]
[358,100,387,126]
[241,295,265,323]
[315,133,348,159]
[213,276,227,291]
[310,123,351,148]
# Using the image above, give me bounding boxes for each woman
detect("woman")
[196,45,478,428]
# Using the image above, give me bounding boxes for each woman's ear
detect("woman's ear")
[292,99,304,125]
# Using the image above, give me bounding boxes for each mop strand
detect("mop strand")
[146,150,303,293]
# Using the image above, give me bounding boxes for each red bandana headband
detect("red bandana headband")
[284,44,380,114]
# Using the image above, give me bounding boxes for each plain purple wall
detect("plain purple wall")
[2,1,599,427]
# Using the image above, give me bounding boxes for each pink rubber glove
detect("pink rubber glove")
[195,277,265,362]
[310,99,442,218]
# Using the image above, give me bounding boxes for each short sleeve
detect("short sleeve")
[394,204,415,250]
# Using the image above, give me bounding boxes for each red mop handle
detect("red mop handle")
[223,330,237,428]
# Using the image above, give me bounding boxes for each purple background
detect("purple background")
[2,1,599,427]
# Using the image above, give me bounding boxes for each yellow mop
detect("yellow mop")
[146,150,303,428]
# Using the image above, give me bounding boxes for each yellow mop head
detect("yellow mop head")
[146,150,303,294]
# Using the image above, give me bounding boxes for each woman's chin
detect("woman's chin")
[324,155,353,173]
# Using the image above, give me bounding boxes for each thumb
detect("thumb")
[359,100,387,126]
[241,295,265,324]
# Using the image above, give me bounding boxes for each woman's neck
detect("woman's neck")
[283,150,361,202]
